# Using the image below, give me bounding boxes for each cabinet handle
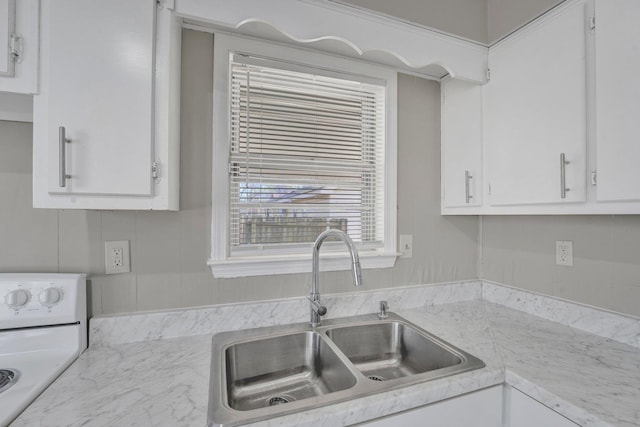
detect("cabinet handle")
[465,170,473,204]
[59,126,71,187]
[560,153,570,199]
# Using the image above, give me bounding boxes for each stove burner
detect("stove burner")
[0,369,19,394]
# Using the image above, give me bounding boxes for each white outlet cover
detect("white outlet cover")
[555,240,573,267]
[105,240,131,274]
[399,234,413,258]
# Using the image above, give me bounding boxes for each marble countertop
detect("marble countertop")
[11,295,640,427]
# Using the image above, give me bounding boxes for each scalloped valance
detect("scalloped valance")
[173,0,488,83]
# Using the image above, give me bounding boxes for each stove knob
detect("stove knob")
[5,289,31,309]
[39,287,64,307]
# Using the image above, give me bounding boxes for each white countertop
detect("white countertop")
[10,282,640,427]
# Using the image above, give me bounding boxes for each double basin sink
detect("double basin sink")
[208,312,485,426]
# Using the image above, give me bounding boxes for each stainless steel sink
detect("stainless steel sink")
[224,331,356,411]
[208,313,485,426]
[325,321,463,381]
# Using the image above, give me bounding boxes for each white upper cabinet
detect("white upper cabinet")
[484,0,588,206]
[594,0,640,202]
[0,0,16,77]
[0,0,38,94]
[42,0,154,196]
[33,0,180,210]
[0,0,38,122]
[442,0,640,214]
[441,78,483,211]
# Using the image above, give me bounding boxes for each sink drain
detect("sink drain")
[267,396,290,406]
[0,369,19,394]
[367,375,386,382]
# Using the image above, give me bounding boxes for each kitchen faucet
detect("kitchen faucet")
[308,229,362,327]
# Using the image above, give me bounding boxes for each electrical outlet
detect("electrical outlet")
[555,240,573,267]
[105,240,131,274]
[112,247,123,267]
[399,234,413,258]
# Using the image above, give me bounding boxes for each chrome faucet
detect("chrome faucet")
[308,229,363,327]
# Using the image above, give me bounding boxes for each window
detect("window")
[210,35,397,278]
[229,56,385,249]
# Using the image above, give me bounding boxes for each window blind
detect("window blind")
[229,55,386,252]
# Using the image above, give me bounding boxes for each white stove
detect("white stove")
[0,274,87,427]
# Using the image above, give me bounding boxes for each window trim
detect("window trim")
[209,33,398,278]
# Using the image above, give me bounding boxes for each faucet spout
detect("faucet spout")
[309,229,363,327]
[352,259,362,287]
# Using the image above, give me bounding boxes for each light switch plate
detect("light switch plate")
[105,240,131,274]
[399,234,413,258]
[555,240,573,267]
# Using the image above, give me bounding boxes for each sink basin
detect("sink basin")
[325,321,462,381]
[225,331,356,411]
[208,313,485,426]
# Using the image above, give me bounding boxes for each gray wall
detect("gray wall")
[340,0,488,43]
[482,216,640,317]
[5,12,638,319]
[0,29,478,316]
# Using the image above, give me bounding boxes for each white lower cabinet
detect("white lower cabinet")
[507,387,579,427]
[355,386,503,427]
[355,385,581,427]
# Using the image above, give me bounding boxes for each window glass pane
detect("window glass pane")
[229,57,385,252]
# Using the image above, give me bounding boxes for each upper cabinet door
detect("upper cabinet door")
[594,0,640,202]
[0,0,38,94]
[441,78,482,210]
[39,0,155,196]
[0,0,16,77]
[484,1,588,206]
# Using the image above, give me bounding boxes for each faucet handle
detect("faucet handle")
[308,297,327,316]
[378,300,389,319]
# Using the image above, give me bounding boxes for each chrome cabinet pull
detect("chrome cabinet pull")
[560,153,570,199]
[59,126,71,187]
[465,170,473,204]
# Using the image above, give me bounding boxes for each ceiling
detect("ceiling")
[329,0,565,45]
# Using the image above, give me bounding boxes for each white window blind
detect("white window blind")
[229,54,386,253]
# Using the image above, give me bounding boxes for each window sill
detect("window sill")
[208,251,399,278]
